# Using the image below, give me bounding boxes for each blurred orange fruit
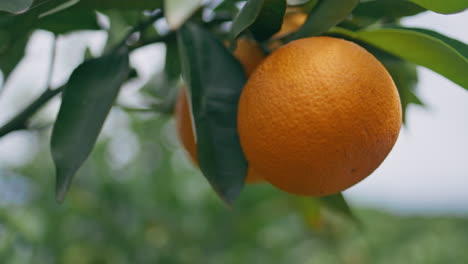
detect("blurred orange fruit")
[175,38,265,184]
[273,11,307,39]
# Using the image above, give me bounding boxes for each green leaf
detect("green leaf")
[250,0,286,41]
[0,0,33,14]
[37,0,80,18]
[320,193,358,224]
[287,0,312,5]
[0,32,31,89]
[164,0,203,30]
[408,28,468,59]
[213,0,239,17]
[344,27,468,89]
[51,48,130,202]
[295,0,319,13]
[289,0,359,40]
[230,0,264,40]
[353,0,426,19]
[0,10,38,88]
[231,0,287,41]
[63,0,163,10]
[177,22,248,205]
[38,10,100,34]
[102,10,139,51]
[407,0,467,14]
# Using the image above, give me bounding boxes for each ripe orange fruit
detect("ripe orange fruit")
[237,36,402,196]
[231,38,266,76]
[175,38,265,183]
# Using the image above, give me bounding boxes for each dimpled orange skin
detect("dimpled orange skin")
[175,38,265,184]
[237,36,402,196]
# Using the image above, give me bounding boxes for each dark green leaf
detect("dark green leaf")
[51,48,130,202]
[0,10,38,87]
[335,27,468,89]
[289,0,359,40]
[231,0,287,41]
[164,0,203,30]
[67,0,163,10]
[177,22,248,205]
[0,32,31,89]
[353,0,426,19]
[320,193,359,224]
[230,0,264,40]
[407,0,467,14]
[0,0,33,14]
[38,10,100,34]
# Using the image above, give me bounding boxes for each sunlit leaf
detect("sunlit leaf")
[353,0,426,19]
[287,0,311,5]
[231,0,286,41]
[177,22,248,205]
[51,48,130,202]
[407,0,467,14]
[164,0,203,30]
[38,0,80,18]
[338,27,468,89]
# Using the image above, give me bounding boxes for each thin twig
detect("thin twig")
[0,10,167,138]
[117,10,164,50]
[0,38,62,138]
[0,86,63,137]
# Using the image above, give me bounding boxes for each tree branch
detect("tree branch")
[0,8,168,138]
[0,86,63,137]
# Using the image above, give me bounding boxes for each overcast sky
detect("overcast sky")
[0,9,466,215]
[344,11,468,215]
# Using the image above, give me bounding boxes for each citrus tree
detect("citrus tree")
[0,0,467,220]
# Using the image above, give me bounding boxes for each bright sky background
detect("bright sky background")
[0,9,466,215]
[345,11,468,215]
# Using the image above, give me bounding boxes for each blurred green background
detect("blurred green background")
[1,110,468,264]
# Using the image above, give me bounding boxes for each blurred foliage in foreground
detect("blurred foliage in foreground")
[0,111,467,264]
